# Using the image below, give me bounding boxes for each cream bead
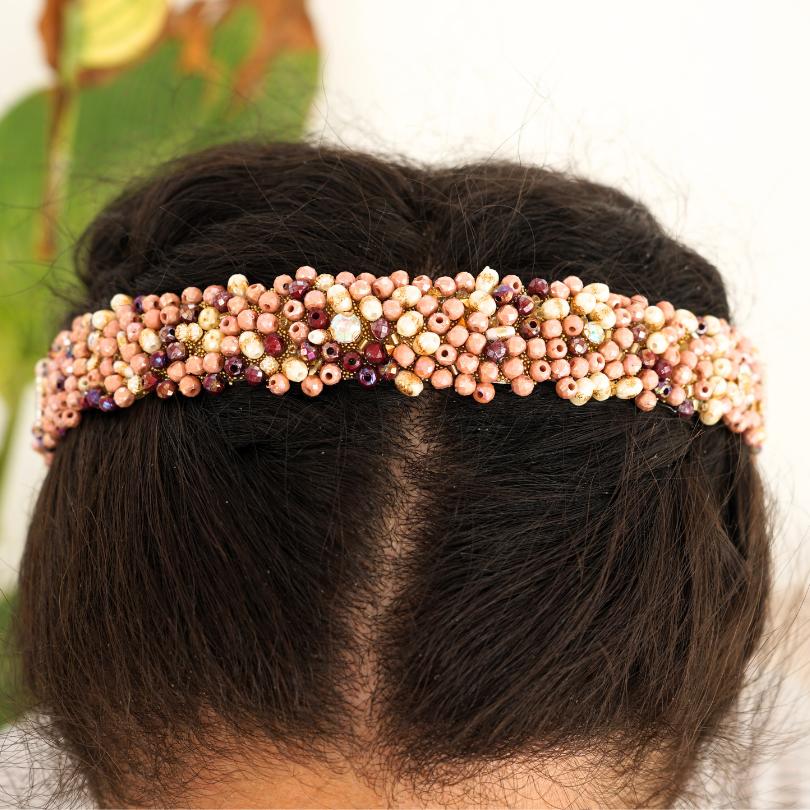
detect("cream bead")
[260,356,279,375]
[709,375,728,398]
[571,377,595,406]
[704,315,721,336]
[138,328,161,354]
[675,308,698,333]
[113,360,129,376]
[713,357,732,378]
[282,357,308,383]
[127,375,144,395]
[591,302,616,329]
[175,324,190,342]
[391,285,421,308]
[589,372,611,401]
[413,330,441,355]
[239,330,264,360]
[110,293,133,310]
[646,331,668,354]
[186,323,203,342]
[202,329,223,353]
[615,376,643,399]
[475,265,499,293]
[198,306,220,330]
[227,273,249,296]
[308,329,327,346]
[572,291,596,315]
[315,273,336,291]
[583,282,610,302]
[485,326,516,341]
[541,298,570,320]
[643,305,666,330]
[359,295,383,321]
[468,290,497,317]
[396,310,424,337]
[699,398,724,425]
[91,309,115,330]
[394,369,424,397]
[326,284,353,313]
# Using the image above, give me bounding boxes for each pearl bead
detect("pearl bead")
[239,330,264,360]
[326,284,353,312]
[359,295,383,321]
[282,357,308,383]
[475,266,499,293]
[395,370,424,397]
[589,372,611,401]
[615,376,643,399]
[468,290,496,316]
[396,310,424,338]
[675,308,698,334]
[413,330,441,355]
[541,298,569,320]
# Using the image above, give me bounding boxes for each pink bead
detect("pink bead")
[696,360,713,379]
[289,322,309,343]
[473,382,495,403]
[454,373,476,396]
[563,275,583,293]
[131,353,150,374]
[446,324,468,347]
[605,360,623,380]
[600,340,620,362]
[296,265,317,282]
[417,295,439,316]
[102,319,119,338]
[501,356,524,379]
[570,357,589,379]
[613,327,634,350]
[623,354,642,376]
[555,376,577,399]
[680,350,698,369]
[639,368,659,390]
[227,296,247,315]
[430,367,454,389]
[414,356,436,379]
[550,280,570,299]
[349,280,372,301]
[663,346,680,365]
[320,363,342,385]
[635,390,657,412]
[442,297,465,321]
[220,336,240,356]
[656,300,675,322]
[301,375,323,397]
[393,344,415,368]
[502,274,522,292]
[185,356,204,376]
[562,315,583,336]
[273,274,293,295]
[203,352,224,373]
[383,300,402,321]
[390,270,409,287]
[246,284,266,304]
[694,380,712,400]
[113,387,135,408]
[427,312,451,334]
[267,373,290,395]
[304,290,326,310]
[465,332,486,355]
[672,364,692,385]
[182,286,203,304]
[258,290,282,313]
[526,338,546,359]
[435,344,457,366]
[666,385,686,406]
[434,276,457,296]
[104,374,123,393]
[282,300,304,321]
[454,271,475,292]
[511,375,535,396]
[160,305,181,326]
[586,351,605,373]
[506,335,526,356]
[126,323,143,342]
[614,308,632,328]
[167,361,186,382]
[203,286,224,306]
[478,361,499,383]
[496,305,518,326]
[256,313,279,334]
[220,315,240,335]
[159,293,180,309]
[372,276,395,299]
[141,294,160,311]
[456,352,479,374]
[98,337,117,357]
[546,338,567,359]
[550,358,570,380]
[143,309,162,329]
[541,319,562,339]
[413,274,433,294]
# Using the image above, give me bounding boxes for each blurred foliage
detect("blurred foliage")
[0,0,319,724]
[0,591,18,726]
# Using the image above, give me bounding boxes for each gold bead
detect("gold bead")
[615,376,643,399]
[198,306,220,331]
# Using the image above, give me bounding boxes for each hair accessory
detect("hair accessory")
[33,267,765,457]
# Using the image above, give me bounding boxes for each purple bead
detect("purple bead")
[203,373,226,394]
[244,365,264,386]
[99,395,117,412]
[357,366,379,387]
[370,318,390,340]
[159,325,176,343]
[514,295,534,316]
[639,348,657,367]
[84,389,102,409]
[155,380,177,399]
[631,324,648,342]
[654,359,673,379]
[166,341,188,362]
[263,333,285,357]
[527,278,549,296]
[179,303,197,323]
[133,295,145,313]
[341,351,362,372]
[142,371,160,391]
[321,341,341,361]
[307,308,329,329]
[224,356,245,377]
[484,340,507,363]
[519,318,541,339]
[298,340,319,362]
[655,383,672,399]
[213,290,231,312]
[493,284,514,304]
[288,279,310,300]
[364,342,387,365]
[150,350,168,369]
[677,400,695,419]
[569,336,587,356]
[380,360,398,381]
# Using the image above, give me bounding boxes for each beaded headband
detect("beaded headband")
[33,266,765,458]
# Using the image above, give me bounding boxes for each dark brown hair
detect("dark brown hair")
[15,142,770,806]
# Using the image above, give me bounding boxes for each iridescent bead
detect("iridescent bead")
[484,340,507,363]
[150,351,168,369]
[307,308,329,329]
[340,351,362,372]
[263,333,285,357]
[568,336,587,356]
[654,358,673,379]
[493,284,514,304]
[527,278,549,296]
[224,356,245,377]
[203,373,226,394]
[288,279,310,300]
[321,341,341,362]
[142,371,160,392]
[159,325,176,343]
[299,341,319,362]
[514,295,534,316]
[331,313,363,343]
[166,342,188,362]
[99,395,117,412]
[370,318,390,340]
[155,380,177,399]
[358,366,379,387]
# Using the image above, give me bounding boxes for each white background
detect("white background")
[1,0,808,591]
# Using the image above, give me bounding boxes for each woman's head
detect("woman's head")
[17,142,770,806]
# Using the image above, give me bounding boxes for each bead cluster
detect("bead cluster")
[33,266,765,457]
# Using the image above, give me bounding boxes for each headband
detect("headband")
[33,266,765,457]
